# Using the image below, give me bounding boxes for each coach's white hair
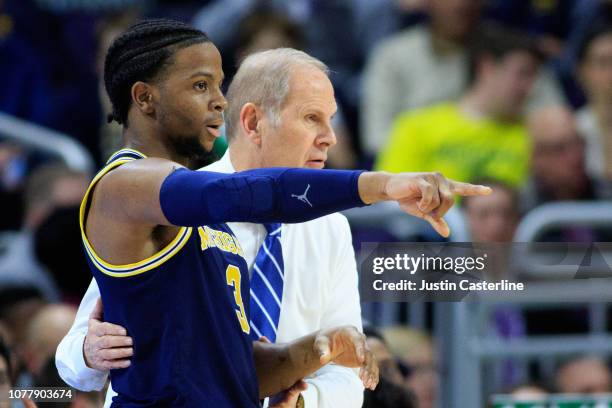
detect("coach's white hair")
[225,48,329,140]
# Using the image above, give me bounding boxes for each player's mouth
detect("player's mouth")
[205,123,222,138]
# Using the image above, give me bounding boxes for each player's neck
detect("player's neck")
[122,126,191,167]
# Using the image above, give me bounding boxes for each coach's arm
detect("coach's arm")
[55,279,132,392]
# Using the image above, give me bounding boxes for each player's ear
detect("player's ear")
[131,81,157,116]
[240,103,263,146]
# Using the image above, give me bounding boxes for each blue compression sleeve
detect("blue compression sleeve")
[159,167,366,226]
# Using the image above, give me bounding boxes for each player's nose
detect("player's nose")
[210,92,228,113]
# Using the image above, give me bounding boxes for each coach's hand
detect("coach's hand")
[83,298,133,370]
[314,326,379,390]
[359,172,492,237]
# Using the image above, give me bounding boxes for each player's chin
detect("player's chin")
[199,134,216,151]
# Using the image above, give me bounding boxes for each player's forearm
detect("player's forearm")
[160,167,368,226]
[253,333,323,398]
[357,171,392,204]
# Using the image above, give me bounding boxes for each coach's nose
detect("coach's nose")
[318,125,337,148]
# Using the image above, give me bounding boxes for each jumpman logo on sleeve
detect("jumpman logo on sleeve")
[291,184,313,207]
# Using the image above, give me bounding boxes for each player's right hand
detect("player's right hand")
[314,326,379,390]
[83,298,133,371]
[383,172,491,237]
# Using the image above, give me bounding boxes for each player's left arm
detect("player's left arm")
[253,326,378,399]
[300,215,364,408]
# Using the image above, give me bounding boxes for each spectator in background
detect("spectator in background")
[524,106,611,213]
[556,356,612,394]
[463,179,520,243]
[362,375,415,408]
[0,288,46,357]
[362,326,416,408]
[17,303,102,408]
[363,326,406,387]
[486,0,577,58]
[34,358,104,408]
[382,326,437,408]
[34,359,91,408]
[20,304,76,387]
[361,0,564,157]
[576,21,612,180]
[376,24,540,188]
[234,11,304,67]
[0,163,90,301]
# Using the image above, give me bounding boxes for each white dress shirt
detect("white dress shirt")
[55,152,364,407]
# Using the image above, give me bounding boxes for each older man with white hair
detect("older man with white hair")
[57,48,366,408]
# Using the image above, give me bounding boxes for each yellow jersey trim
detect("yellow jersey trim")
[79,150,192,278]
[105,148,147,164]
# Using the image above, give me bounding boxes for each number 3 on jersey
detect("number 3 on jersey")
[226,264,250,334]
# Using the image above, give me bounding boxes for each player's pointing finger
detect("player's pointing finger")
[449,180,492,197]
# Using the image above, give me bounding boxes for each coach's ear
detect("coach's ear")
[240,102,263,147]
[131,81,157,116]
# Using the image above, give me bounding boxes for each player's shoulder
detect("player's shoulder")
[95,156,181,188]
[108,156,180,171]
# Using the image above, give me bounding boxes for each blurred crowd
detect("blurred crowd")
[3,0,612,407]
[362,324,612,408]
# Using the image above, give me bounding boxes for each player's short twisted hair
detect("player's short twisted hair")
[225,48,329,140]
[104,18,210,126]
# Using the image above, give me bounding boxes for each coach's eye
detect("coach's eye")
[194,81,208,91]
[306,114,317,123]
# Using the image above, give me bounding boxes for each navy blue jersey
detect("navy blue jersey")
[79,149,259,407]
